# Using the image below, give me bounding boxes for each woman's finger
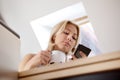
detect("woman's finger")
[40,51,51,65]
[71,55,77,60]
[79,51,87,58]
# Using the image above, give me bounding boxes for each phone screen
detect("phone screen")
[74,44,91,58]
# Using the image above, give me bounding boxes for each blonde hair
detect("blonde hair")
[47,20,80,54]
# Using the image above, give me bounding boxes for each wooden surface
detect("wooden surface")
[18,51,120,80]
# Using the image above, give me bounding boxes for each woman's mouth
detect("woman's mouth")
[64,42,70,47]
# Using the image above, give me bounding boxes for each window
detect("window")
[30,2,101,56]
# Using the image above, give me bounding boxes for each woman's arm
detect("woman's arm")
[18,54,35,72]
[19,50,51,72]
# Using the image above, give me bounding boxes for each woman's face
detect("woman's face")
[54,23,78,53]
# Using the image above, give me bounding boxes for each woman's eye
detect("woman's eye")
[63,31,69,35]
[72,36,77,40]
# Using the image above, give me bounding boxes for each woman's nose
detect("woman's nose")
[67,35,73,41]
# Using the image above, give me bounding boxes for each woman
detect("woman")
[19,20,86,71]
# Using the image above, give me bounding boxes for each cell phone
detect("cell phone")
[74,44,91,58]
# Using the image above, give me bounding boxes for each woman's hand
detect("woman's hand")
[72,51,87,60]
[24,50,51,70]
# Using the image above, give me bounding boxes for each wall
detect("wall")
[82,0,120,53]
[0,0,120,59]
[0,0,81,59]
